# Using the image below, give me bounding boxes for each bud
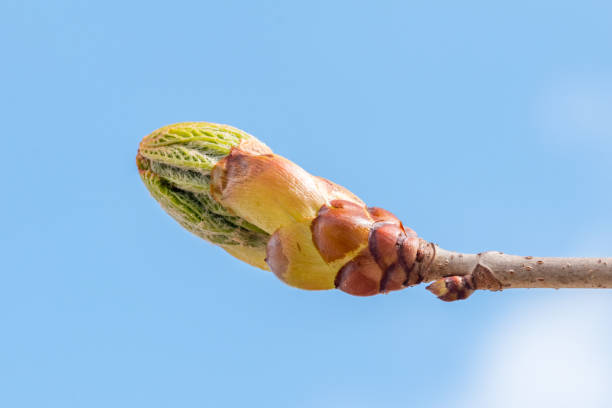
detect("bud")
[136,122,272,269]
[138,122,428,295]
[426,276,475,301]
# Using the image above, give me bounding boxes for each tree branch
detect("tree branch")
[137,122,611,302]
[422,242,612,301]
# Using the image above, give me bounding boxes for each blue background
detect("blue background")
[2,1,612,407]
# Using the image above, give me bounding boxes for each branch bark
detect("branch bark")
[420,242,612,301]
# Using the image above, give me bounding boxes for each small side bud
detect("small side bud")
[426,276,475,302]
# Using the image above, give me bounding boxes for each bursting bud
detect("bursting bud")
[138,122,429,296]
[136,122,272,269]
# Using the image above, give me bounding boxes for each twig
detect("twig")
[137,122,612,302]
[422,243,612,301]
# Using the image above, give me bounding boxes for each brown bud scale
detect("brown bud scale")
[311,201,424,296]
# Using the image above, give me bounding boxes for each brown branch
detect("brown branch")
[420,242,612,301]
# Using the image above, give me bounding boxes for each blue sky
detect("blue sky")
[2,1,612,407]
